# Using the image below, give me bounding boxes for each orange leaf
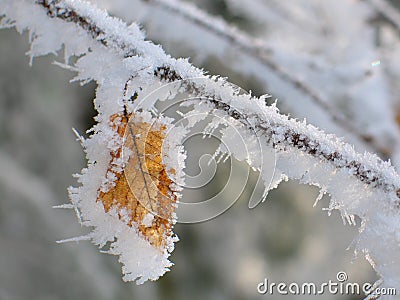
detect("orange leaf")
[98,112,177,250]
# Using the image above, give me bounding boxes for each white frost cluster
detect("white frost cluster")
[1,0,400,294]
[0,0,187,284]
[95,0,400,161]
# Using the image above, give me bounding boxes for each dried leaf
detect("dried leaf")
[98,113,177,250]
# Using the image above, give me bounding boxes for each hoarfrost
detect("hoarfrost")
[1,0,400,292]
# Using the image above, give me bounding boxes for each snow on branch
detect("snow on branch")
[1,0,400,295]
[29,0,400,205]
[136,0,387,156]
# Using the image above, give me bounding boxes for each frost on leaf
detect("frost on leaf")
[66,110,183,284]
[98,112,178,250]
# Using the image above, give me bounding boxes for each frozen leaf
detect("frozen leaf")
[98,112,178,250]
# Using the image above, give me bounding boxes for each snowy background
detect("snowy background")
[1,0,400,299]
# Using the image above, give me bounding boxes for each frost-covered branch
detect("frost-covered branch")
[1,0,400,294]
[138,0,386,156]
[31,0,400,206]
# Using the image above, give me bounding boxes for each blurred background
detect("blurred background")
[1,0,400,299]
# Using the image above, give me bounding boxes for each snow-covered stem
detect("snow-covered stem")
[139,0,386,156]
[32,0,400,208]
